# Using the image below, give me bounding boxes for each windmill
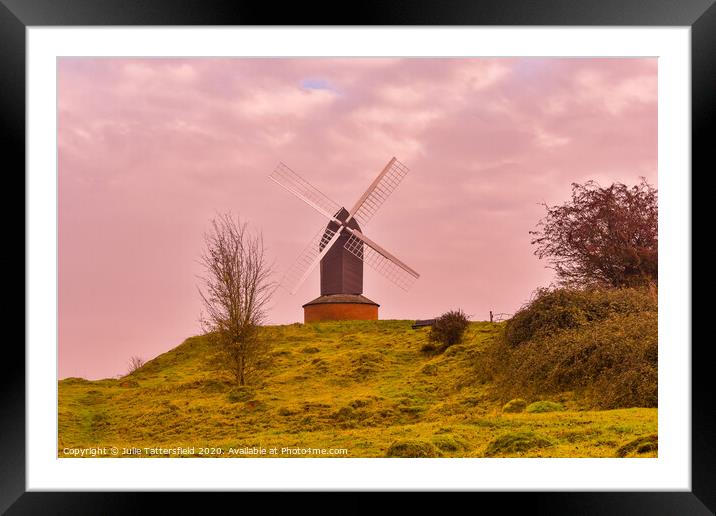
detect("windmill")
[269,157,420,322]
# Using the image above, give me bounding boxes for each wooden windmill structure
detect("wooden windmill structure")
[269,157,420,322]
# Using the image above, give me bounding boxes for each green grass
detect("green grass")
[58,320,657,458]
[526,401,565,413]
[484,431,554,457]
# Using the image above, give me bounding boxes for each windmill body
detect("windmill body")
[320,207,363,296]
[269,157,419,323]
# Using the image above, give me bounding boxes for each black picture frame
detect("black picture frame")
[4,0,711,513]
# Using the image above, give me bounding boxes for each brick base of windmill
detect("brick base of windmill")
[302,294,379,323]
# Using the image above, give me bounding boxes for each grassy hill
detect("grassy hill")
[58,320,657,458]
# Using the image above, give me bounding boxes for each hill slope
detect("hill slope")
[58,320,656,458]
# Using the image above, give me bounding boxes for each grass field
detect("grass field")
[58,320,657,458]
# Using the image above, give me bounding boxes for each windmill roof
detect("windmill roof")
[302,294,380,308]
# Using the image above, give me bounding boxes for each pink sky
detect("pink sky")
[58,58,657,380]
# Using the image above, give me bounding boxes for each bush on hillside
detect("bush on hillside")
[526,401,564,413]
[510,312,656,408]
[504,287,656,348]
[615,434,658,457]
[386,439,439,458]
[61,377,90,385]
[502,398,527,413]
[484,431,554,457]
[480,286,657,409]
[432,435,467,452]
[428,309,470,352]
[127,355,145,375]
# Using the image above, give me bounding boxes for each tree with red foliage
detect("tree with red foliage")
[530,179,657,288]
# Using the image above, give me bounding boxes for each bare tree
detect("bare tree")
[127,356,145,374]
[198,213,275,386]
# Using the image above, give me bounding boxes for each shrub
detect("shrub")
[518,313,655,408]
[616,434,658,457]
[502,398,527,413]
[62,377,89,385]
[432,436,466,452]
[484,431,553,457]
[482,287,657,409]
[127,356,145,375]
[386,439,439,458]
[429,309,470,352]
[526,401,564,413]
[504,287,656,348]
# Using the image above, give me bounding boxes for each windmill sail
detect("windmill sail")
[269,162,342,222]
[347,157,409,226]
[280,225,344,294]
[343,229,419,291]
[270,156,420,297]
